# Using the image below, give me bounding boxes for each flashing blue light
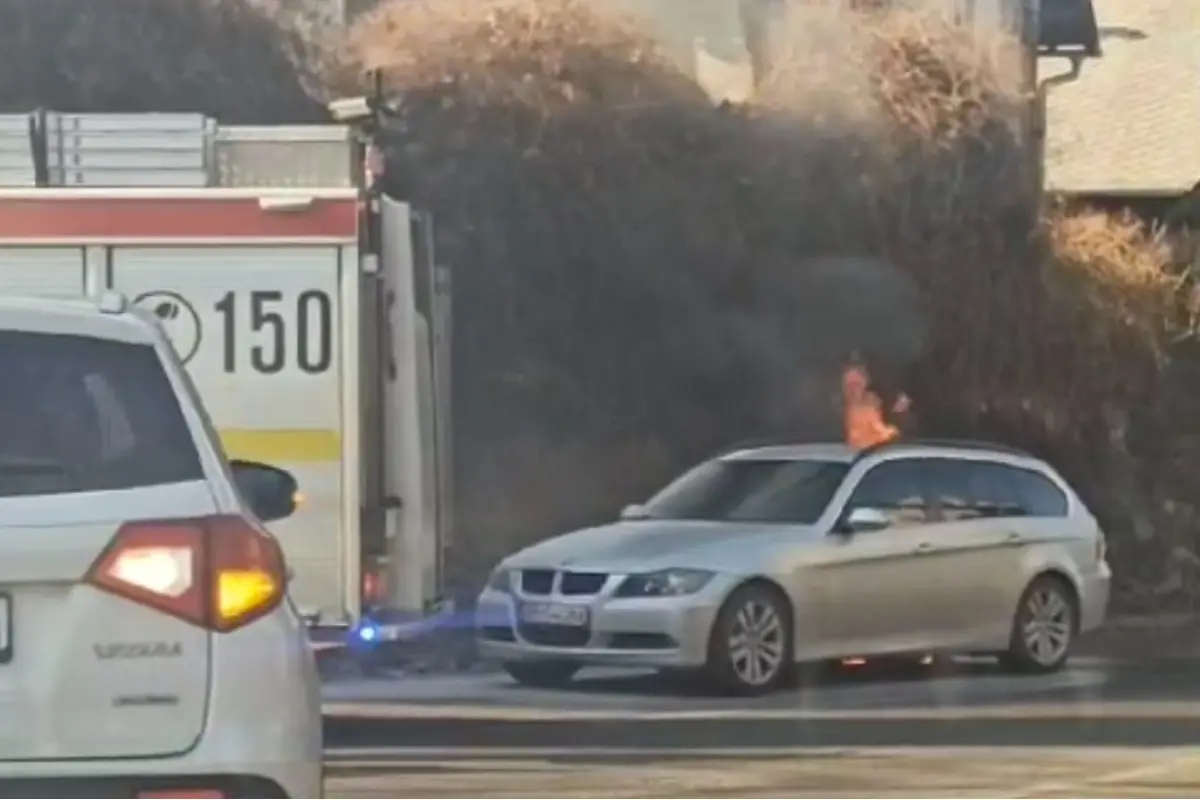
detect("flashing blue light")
[358,624,378,642]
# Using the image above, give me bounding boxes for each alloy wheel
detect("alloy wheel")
[1022,585,1073,666]
[726,598,786,686]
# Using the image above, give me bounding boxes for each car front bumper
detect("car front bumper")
[475,576,736,669]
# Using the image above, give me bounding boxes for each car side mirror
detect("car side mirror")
[231,459,299,523]
[841,506,889,534]
[620,503,649,520]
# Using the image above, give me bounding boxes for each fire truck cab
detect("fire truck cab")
[0,111,449,626]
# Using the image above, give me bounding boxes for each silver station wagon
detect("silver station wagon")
[476,439,1111,695]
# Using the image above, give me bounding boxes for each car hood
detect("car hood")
[505,519,805,573]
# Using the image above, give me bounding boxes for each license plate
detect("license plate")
[519,602,589,627]
[0,593,10,663]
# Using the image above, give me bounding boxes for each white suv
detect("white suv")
[0,294,322,797]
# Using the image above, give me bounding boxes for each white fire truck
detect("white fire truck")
[0,111,450,626]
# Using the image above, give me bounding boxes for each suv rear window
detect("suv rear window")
[0,330,203,497]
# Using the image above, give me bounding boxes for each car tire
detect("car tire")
[705,582,795,696]
[1001,574,1079,674]
[502,660,581,687]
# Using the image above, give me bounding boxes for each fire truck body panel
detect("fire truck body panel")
[0,188,365,623]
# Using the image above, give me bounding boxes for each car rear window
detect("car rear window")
[0,330,203,497]
[1005,466,1070,517]
[923,457,1069,519]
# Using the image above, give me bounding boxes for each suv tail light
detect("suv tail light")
[86,515,286,632]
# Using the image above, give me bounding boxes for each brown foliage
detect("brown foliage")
[0,0,324,122]
[334,0,703,110]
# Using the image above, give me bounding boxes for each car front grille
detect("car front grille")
[560,571,607,595]
[518,623,591,647]
[520,569,555,595]
[519,569,608,596]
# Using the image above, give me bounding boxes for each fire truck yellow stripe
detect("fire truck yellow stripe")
[217,428,342,463]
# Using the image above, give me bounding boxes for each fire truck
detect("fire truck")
[0,110,451,627]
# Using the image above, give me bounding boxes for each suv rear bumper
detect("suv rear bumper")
[0,772,295,798]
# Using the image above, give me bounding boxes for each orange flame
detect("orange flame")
[842,363,908,450]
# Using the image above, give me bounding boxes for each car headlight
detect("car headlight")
[486,567,513,593]
[615,568,715,598]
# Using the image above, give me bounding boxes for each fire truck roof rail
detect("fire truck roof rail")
[0,113,38,186]
[0,111,354,189]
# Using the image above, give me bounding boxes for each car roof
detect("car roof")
[721,439,1050,472]
[0,293,158,345]
[721,442,860,463]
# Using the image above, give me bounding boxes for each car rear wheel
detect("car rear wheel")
[502,660,581,687]
[706,583,795,695]
[1002,575,1078,674]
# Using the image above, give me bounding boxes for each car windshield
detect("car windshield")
[641,458,849,524]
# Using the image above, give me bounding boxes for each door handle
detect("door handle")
[913,541,937,554]
[1004,531,1023,545]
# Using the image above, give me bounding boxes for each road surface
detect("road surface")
[321,660,1200,797]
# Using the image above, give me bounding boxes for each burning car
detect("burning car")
[475,436,1110,695]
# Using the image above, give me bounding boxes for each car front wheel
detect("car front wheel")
[705,583,795,695]
[502,660,581,687]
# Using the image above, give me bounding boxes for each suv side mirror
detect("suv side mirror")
[620,503,649,520]
[842,506,889,534]
[231,459,299,523]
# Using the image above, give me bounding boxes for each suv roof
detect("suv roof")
[0,293,113,317]
[0,292,155,343]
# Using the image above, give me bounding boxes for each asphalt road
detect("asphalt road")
[320,659,1200,797]
[323,749,1200,798]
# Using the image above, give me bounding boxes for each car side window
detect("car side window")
[1005,467,1069,517]
[925,459,1025,521]
[846,459,930,528]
